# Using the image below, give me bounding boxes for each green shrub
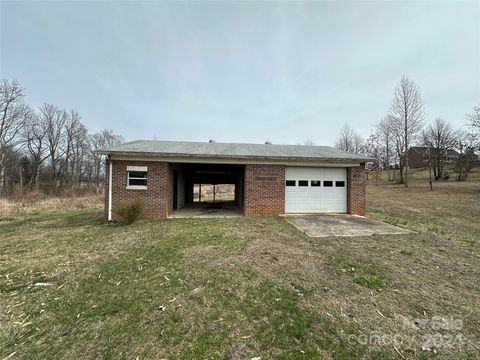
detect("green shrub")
[113,198,145,224]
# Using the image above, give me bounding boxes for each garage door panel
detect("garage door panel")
[285,167,347,213]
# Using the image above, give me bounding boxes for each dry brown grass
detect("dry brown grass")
[1,179,479,359]
[193,184,235,202]
[0,194,102,219]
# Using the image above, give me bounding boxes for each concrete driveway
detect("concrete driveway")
[285,214,411,237]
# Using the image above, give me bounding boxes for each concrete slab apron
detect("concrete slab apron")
[169,208,242,218]
[285,214,412,237]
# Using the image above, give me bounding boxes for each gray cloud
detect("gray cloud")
[1,1,478,145]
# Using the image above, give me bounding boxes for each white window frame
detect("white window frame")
[126,166,148,190]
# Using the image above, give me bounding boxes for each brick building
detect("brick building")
[97,140,372,220]
[405,146,461,169]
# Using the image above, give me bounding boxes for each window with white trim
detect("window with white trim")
[127,166,148,189]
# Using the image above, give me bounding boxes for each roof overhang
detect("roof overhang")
[95,140,375,164]
[108,153,365,167]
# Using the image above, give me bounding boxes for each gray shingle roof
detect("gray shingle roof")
[97,140,372,162]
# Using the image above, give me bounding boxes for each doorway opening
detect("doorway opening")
[170,163,244,217]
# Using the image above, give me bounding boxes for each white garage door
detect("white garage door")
[285,167,347,213]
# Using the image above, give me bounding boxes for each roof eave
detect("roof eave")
[97,150,372,163]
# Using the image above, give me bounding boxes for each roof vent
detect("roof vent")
[208,139,216,143]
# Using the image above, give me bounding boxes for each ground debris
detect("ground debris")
[394,345,406,359]
[2,351,17,360]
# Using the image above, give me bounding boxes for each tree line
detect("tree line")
[335,75,480,187]
[0,79,124,196]
[3,76,478,196]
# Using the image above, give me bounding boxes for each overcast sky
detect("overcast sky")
[1,1,479,146]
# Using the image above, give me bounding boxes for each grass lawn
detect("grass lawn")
[1,179,479,359]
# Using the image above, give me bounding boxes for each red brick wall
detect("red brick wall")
[407,149,426,169]
[244,164,285,216]
[347,164,366,216]
[105,159,172,221]
[103,160,367,218]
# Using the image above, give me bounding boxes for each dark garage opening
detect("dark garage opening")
[170,163,244,217]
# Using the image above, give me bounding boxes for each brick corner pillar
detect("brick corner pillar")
[347,163,366,216]
[244,164,285,216]
[108,160,173,220]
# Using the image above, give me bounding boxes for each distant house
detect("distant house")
[405,146,460,168]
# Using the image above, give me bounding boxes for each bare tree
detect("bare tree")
[21,113,49,191]
[389,75,425,187]
[70,123,90,189]
[365,132,381,185]
[456,129,477,155]
[454,147,477,181]
[423,118,457,181]
[61,109,83,188]
[466,105,480,150]
[353,133,365,155]
[336,124,365,154]
[1,146,24,191]
[376,116,393,182]
[0,80,129,196]
[391,122,406,183]
[39,104,66,194]
[0,79,30,194]
[90,129,124,193]
[336,124,355,152]
[467,104,480,129]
